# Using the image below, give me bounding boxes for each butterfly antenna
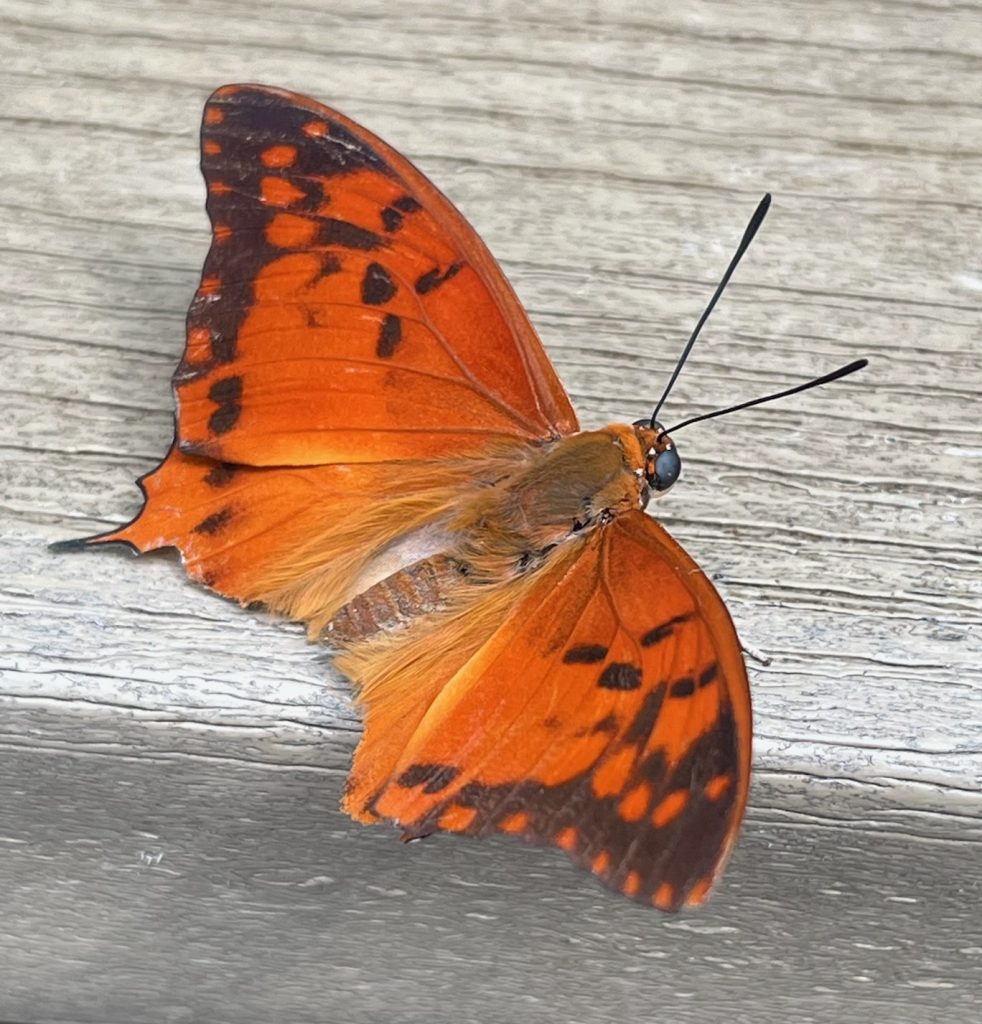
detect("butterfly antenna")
[664,358,868,434]
[649,193,772,428]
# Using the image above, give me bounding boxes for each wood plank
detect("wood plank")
[1,708,979,1024]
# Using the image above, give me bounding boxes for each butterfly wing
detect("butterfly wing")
[178,83,578,466]
[348,510,751,910]
[79,445,486,626]
[67,84,577,618]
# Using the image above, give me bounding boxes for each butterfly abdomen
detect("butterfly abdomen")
[325,554,467,644]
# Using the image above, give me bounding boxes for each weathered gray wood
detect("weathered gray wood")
[2,707,981,1024]
[1,0,981,1020]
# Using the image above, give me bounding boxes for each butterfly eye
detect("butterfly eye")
[651,448,681,491]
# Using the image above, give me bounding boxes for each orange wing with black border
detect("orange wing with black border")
[59,84,577,610]
[177,83,578,467]
[346,510,751,910]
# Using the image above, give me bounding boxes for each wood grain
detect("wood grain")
[1,0,980,1020]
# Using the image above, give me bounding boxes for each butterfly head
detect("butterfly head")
[632,422,681,501]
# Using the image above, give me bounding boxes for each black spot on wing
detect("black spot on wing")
[397,763,460,794]
[361,262,397,305]
[563,644,608,664]
[192,508,232,535]
[597,663,642,691]
[204,462,237,487]
[381,206,403,232]
[698,663,719,688]
[207,376,243,434]
[623,685,666,745]
[670,677,696,698]
[319,218,382,251]
[640,613,693,648]
[183,286,244,373]
[381,195,421,233]
[591,713,620,735]
[376,314,402,358]
[415,261,463,295]
[290,176,329,214]
[316,253,342,280]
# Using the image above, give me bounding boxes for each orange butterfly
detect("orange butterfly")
[54,85,865,911]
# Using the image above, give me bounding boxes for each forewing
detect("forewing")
[178,83,578,466]
[64,84,576,615]
[355,510,752,910]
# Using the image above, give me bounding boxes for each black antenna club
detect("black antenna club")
[649,193,771,428]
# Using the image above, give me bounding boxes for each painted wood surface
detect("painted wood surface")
[1,1,980,1021]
